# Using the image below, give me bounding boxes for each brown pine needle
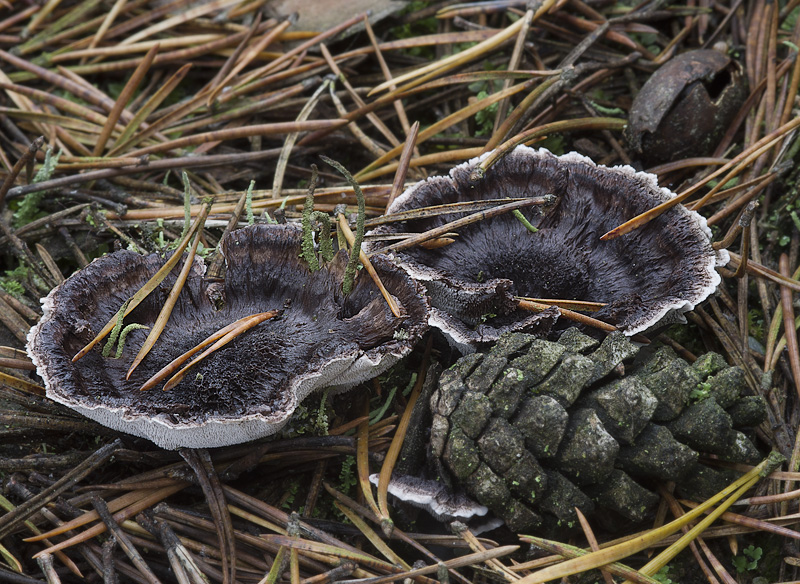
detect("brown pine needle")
[357,79,535,179]
[207,19,290,107]
[602,115,800,241]
[32,484,187,558]
[356,146,484,183]
[24,488,162,542]
[72,202,212,362]
[476,117,628,177]
[518,536,662,584]
[108,62,192,156]
[93,43,158,156]
[377,337,432,531]
[337,213,401,318]
[126,209,207,379]
[356,395,382,519]
[369,16,526,95]
[386,121,419,212]
[126,119,346,157]
[515,297,607,312]
[517,298,616,332]
[779,253,800,401]
[0,371,44,396]
[575,508,615,584]
[0,135,43,209]
[370,199,519,228]
[162,310,280,391]
[334,502,411,569]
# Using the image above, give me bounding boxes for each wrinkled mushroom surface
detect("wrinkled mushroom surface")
[28,224,429,449]
[366,146,727,351]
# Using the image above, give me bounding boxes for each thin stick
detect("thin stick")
[0,136,43,209]
[386,121,419,212]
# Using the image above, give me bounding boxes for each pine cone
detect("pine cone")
[428,329,767,533]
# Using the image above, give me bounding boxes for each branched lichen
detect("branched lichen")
[245,180,255,226]
[102,300,148,359]
[321,156,365,295]
[311,211,334,262]
[115,323,149,359]
[103,300,131,357]
[512,209,539,233]
[300,165,320,271]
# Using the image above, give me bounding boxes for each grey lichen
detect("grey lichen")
[300,165,321,271]
[321,156,365,295]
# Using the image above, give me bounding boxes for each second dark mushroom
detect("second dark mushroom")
[367,146,728,351]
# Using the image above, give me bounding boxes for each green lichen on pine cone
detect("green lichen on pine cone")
[429,329,767,533]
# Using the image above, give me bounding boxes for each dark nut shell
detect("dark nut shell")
[626,49,747,163]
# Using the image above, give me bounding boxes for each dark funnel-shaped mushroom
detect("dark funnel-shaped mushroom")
[366,146,727,351]
[28,224,429,449]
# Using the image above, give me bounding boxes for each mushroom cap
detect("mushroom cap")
[366,146,727,350]
[28,224,429,449]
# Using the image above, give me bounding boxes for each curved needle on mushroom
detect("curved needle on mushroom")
[515,297,606,312]
[516,298,616,332]
[126,208,207,379]
[139,310,279,392]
